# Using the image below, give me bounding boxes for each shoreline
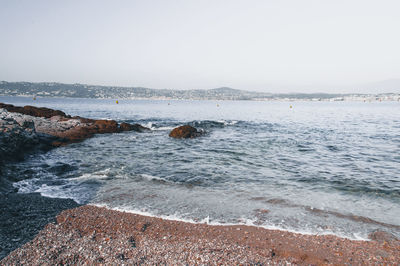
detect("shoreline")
[0,102,149,259]
[2,100,399,263]
[0,193,80,260]
[3,205,400,264]
[91,203,370,241]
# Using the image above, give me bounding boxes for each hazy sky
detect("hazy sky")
[1,0,399,93]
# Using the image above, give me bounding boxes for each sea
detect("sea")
[1,96,399,240]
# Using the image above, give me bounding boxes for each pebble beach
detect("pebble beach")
[2,205,400,265]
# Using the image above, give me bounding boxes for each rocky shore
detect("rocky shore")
[1,102,400,264]
[0,103,150,154]
[0,102,198,165]
[0,103,150,259]
[2,205,400,265]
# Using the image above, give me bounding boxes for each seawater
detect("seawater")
[1,96,400,240]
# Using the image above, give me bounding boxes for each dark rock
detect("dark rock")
[93,120,119,134]
[119,123,150,132]
[129,236,136,248]
[119,122,131,131]
[141,222,150,232]
[0,114,40,163]
[169,125,202,139]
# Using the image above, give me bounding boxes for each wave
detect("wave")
[70,168,112,181]
[295,176,400,200]
[139,173,170,183]
[250,197,400,231]
[142,122,175,131]
[91,203,370,241]
[120,119,241,132]
[14,181,87,204]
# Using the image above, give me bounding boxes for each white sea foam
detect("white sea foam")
[140,174,169,183]
[218,120,238,126]
[13,178,40,193]
[152,126,175,131]
[70,168,111,181]
[143,121,174,131]
[16,183,84,204]
[90,203,370,241]
[143,122,153,129]
[35,184,70,199]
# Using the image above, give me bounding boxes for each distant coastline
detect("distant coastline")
[1,81,400,102]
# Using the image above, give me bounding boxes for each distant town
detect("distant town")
[1,81,399,102]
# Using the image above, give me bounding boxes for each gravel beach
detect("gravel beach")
[2,205,399,265]
[0,193,80,260]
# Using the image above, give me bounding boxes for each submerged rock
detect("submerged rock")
[169,125,202,139]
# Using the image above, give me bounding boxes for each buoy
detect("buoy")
[116,100,119,104]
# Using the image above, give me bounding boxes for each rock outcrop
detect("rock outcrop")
[0,103,68,118]
[169,125,202,139]
[0,109,40,163]
[0,103,151,161]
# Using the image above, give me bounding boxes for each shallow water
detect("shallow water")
[1,96,400,239]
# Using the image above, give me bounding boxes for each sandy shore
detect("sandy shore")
[2,205,399,265]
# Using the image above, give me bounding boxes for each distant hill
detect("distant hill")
[0,81,399,101]
[0,81,265,100]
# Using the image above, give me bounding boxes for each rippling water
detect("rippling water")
[2,96,400,239]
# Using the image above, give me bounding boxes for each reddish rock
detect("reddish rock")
[71,116,95,123]
[169,125,202,139]
[55,126,95,143]
[0,103,68,118]
[52,120,122,144]
[119,123,150,132]
[1,103,151,148]
[93,120,119,134]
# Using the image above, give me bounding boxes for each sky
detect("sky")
[0,0,399,93]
